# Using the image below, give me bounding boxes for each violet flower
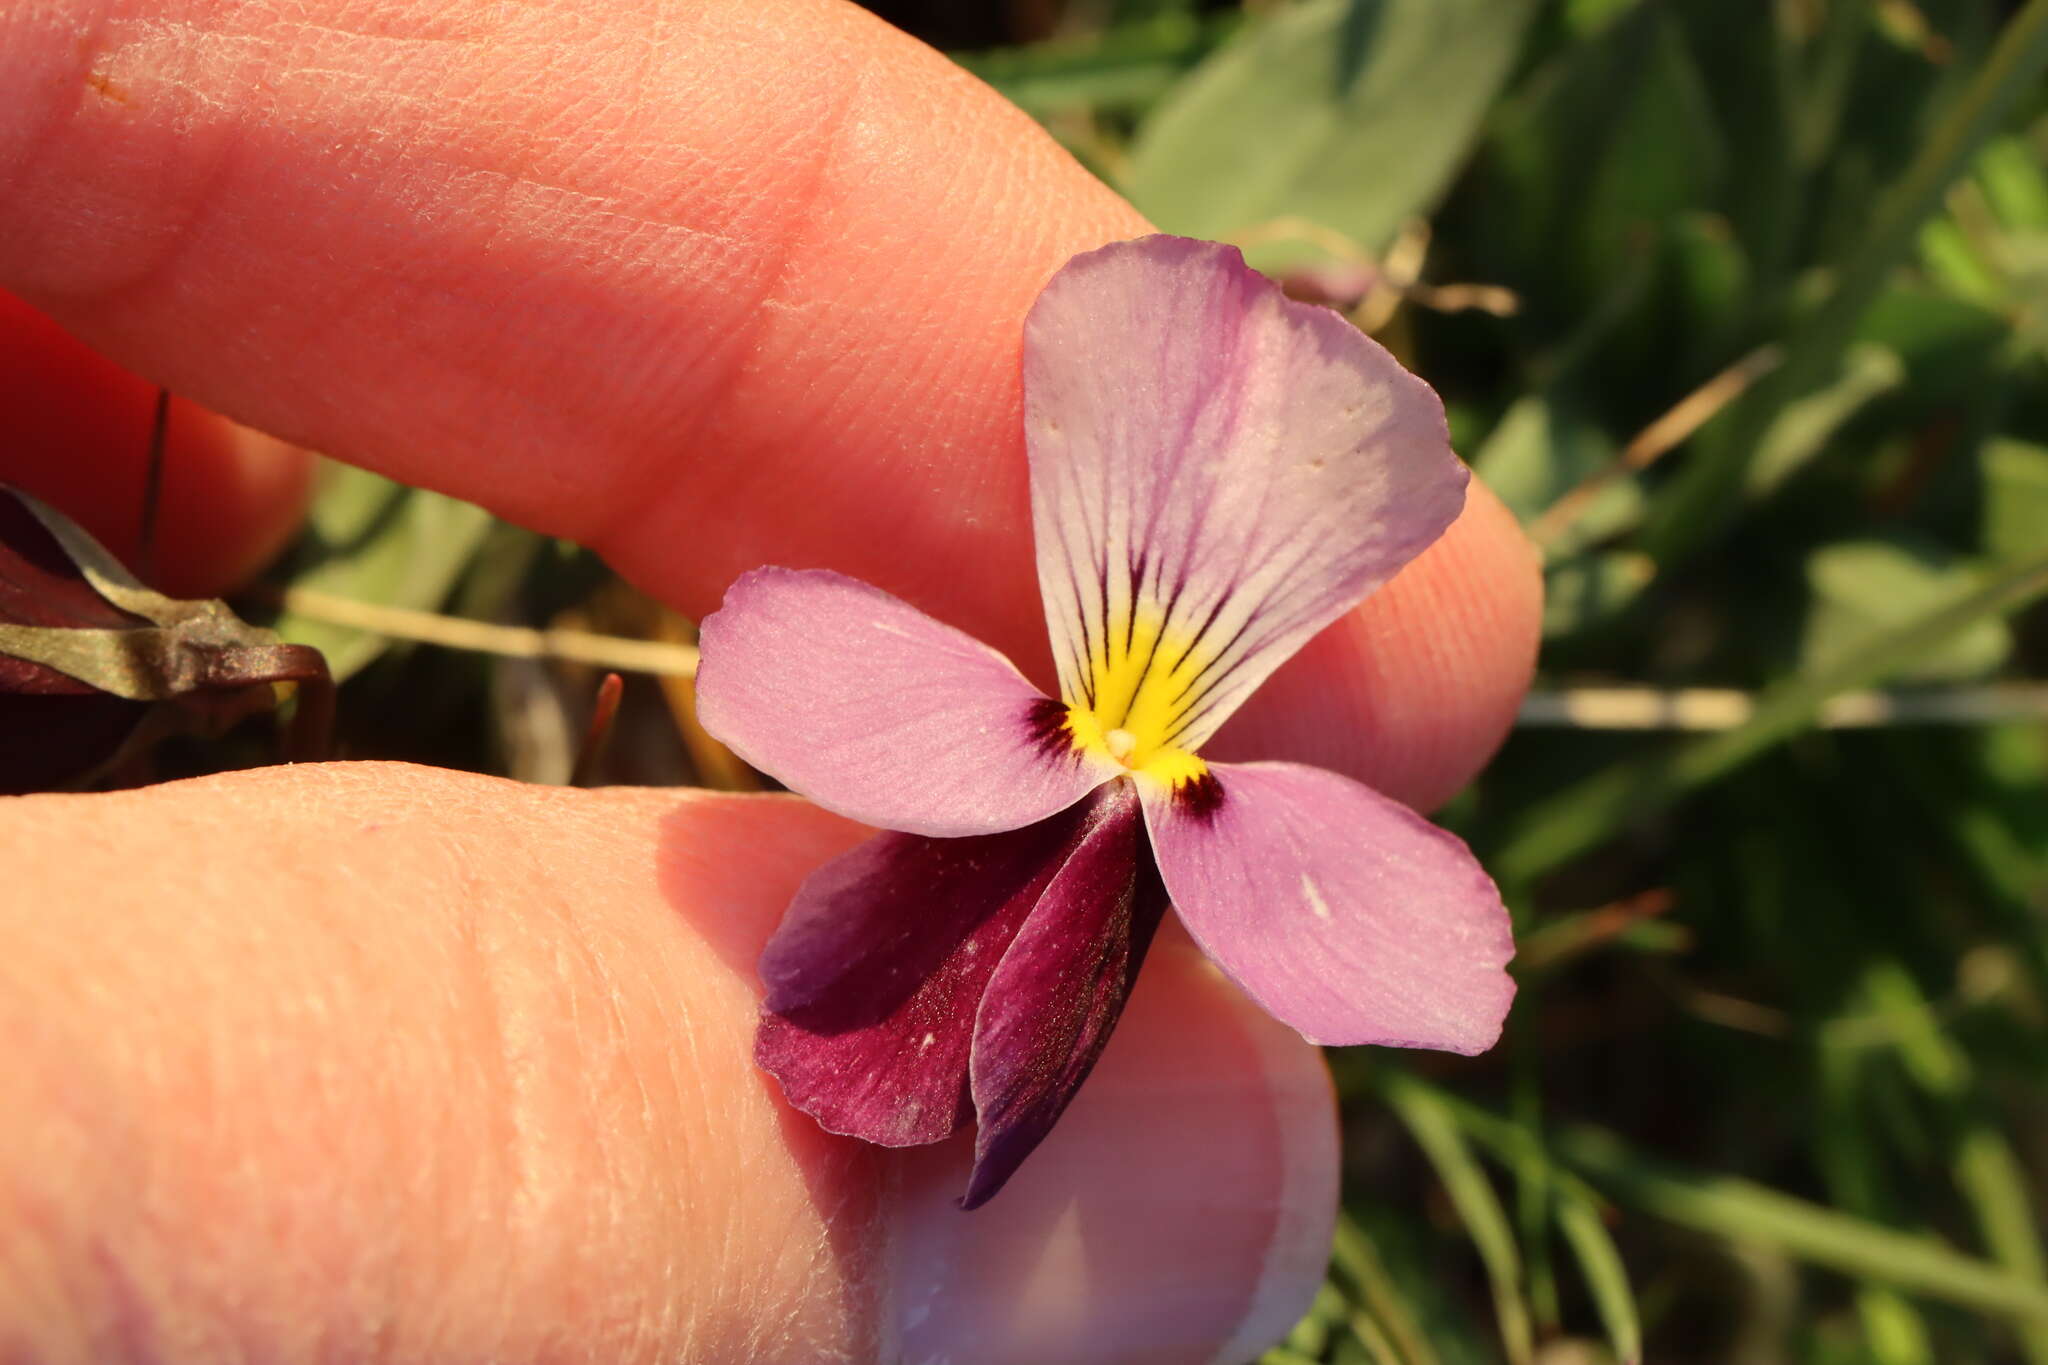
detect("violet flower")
[696,235,1515,1208]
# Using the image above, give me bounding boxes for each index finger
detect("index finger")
[0,0,1538,808]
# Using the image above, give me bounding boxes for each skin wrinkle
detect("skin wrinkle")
[58,23,250,308]
[6,5,111,214]
[22,1,789,540]
[409,19,760,503]
[592,52,861,554]
[584,915,691,1361]
[431,862,517,1355]
[511,889,641,1358]
[447,850,543,1362]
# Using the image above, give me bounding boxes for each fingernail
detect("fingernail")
[883,936,1337,1365]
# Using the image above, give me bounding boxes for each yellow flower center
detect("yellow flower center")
[1058,602,1212,788]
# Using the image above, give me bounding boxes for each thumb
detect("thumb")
[0,761,1332,1364]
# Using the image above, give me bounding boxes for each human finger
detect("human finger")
[0,0,1538,809]
[0,761,1333,1364]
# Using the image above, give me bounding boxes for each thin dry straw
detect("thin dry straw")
[276,588,2047,732]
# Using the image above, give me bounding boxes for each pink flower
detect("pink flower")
[697,236,1515,1207]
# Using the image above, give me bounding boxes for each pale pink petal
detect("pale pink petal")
[1141,761,1515,1052]
[890,921,1338,1365]
[697,568,1118,837]
[1026,236,1465,753]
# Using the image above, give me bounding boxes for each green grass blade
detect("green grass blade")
[1552,1124,2048,1324]
[1344,1310,1405,1365]
[1856,1285,1937,1365]
[1555,1189,1642,1364]
[1332,1213,1441,1365]
[1860,962,2048,1364]
[1382,1071,1536,1365]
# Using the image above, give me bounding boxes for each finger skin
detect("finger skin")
[0,0,1539,810]
[0,290,312,598]
[0,763,1334,1364]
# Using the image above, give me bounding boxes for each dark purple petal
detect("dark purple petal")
[698,567,1119,837]
[755,804,1094,1147]
[1025,236,1465,752]
[964,780,1169,1208]
[1141,761,1515,1053]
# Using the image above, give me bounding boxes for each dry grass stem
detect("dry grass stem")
[1530,345,1785,552]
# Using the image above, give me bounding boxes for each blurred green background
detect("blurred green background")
[240,0,2048,1360]
[913,2,2048,1360]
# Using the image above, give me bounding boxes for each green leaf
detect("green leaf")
[1575,15,1725,272]
[1543,551,1654,639]
[1667,210,1754,366]
[1802,536,2012,683]
[1981,437,2048,559]
[954,13,1234,119]
[1920,216,2006,305]
[1746,342,1905,497]
[270,465,498,681]
[1472,395,1636,557]
[1978,131,2048,231]
[1562,0,1640,36]
[1861,284,2011,365]
[1125,0,1539,261]
[1476,6,1723,310]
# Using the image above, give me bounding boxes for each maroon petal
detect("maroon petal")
[963,781,1170,1209]
[755,804,1094,1147]
[0,488,145,632]
[0,692,147,794]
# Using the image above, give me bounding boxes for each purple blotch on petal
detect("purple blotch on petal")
[1022,694,1080,760]
[755,805,1092,1148]
[1171,769,1226,822]
[963,781,1169,1208]
[1142,761,1515,1054]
